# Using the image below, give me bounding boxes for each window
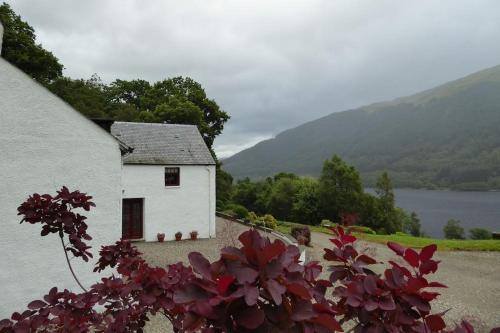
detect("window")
[165,167,180,186]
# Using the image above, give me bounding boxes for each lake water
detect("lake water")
[367,189,500,238]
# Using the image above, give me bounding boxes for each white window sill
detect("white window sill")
[165,186,181,189]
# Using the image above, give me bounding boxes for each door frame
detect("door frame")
[122,198,144,240]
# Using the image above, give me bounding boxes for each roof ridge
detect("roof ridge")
[114,121,197,128]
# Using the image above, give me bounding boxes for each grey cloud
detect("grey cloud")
[6,0,500,158]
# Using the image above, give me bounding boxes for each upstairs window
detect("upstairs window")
[165,167,180,186]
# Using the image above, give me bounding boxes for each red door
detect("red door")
[122,199,143,239]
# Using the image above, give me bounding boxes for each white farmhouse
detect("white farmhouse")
[111,122,216,241]
[0,21,216,317]
[0,22,123,316]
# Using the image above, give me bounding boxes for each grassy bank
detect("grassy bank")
[276,221,500,251]
[354,233,500,251]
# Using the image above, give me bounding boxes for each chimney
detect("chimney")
[0,19,3,54]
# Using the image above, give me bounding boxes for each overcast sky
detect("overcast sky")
[5,0,500,157]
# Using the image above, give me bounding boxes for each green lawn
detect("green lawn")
[276,221,500,251]
[354,233,500,251]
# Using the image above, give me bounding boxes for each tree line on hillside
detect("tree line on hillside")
[217,155,422,236]
[0,3,229,150]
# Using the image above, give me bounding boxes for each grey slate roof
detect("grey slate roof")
[111,122,215,165]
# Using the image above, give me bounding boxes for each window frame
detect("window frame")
[164,167,180,187]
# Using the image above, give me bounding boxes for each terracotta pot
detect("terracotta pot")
[190,232,198,240]
[175,233,182,241]
[157,233,165,242]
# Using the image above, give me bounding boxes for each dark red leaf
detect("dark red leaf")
[387,242,405,256]
[287,283,311,300]
[27,300,46,310]
[235,307,265,329]
[266,279,286,305]
[426,314,446,331]
[217,275,235,294]
[311,314,342,331]
[363,275,377,295]
[259,241,286,265]
[420,244,437,261]
[404,248,420,267]
[188,252,212,280]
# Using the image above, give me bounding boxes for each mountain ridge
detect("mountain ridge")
[223,64,500,190]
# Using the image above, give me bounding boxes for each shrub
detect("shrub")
[320,219,334,227]
[225,203,248,219]
[444,219,465,239]
[2,187,499,333]
[469,228,492,240]
[216,199,225,211]
[291,226,311,246]
[247,211,258,224]
[262,213,277,230]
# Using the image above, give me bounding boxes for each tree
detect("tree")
[46,75,108,118]
[267,177,299,220]
[0,3,63,84]
[469,228,491,240]
[291,178,322,225]
[215,164,233,208]
[318,155,363,222]
[444,219,465,239]
[374,172,401,234]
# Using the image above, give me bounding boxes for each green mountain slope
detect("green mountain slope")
[223,65,500,190]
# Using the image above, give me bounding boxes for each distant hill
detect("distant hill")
[223,65,500,190]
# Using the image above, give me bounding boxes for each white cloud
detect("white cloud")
[5,0,500,157]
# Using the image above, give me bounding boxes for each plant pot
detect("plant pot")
[190,233,198,240]
[175,233,182,241]
[157,233,165,242]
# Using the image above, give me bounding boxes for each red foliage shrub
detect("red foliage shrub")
[1,187,499,333]
[291,226,312,246]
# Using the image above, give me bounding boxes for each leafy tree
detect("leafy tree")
[443,219,465,239]
[0,2,63,84]
[374,172,401,234]
[46,75,108,118]
[232,178,260,212]
[318,155,363,222]
[215,164,233,206]
[267,177,299,220]
[469,228,491,240]
[291,178,321,225]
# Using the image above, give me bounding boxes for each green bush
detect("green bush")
[262,214,278,230]
[443,219,465,239]
[320,219,334,227]
[216,199,225,211]
[247,211,258,224]
[225,204,249,219]
[469,228,492,240]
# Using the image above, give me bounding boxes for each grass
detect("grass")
[276,221,500,251]
[353,233,500,251]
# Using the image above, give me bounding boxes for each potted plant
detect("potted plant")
[190,231,198,240]
[157,233,165,242]
[175,232,182,241]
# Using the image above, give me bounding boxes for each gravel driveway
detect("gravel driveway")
[308,231,500,332]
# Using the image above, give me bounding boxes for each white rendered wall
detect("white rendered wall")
[122,164,216,241]
[0,58,122,317]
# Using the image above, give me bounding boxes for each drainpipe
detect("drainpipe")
[205,166,214,238]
